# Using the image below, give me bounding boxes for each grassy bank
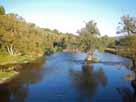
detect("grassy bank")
[0,71,18,84]
[0,54,43,84]
[0,54,42,65]
[105,47,117,54]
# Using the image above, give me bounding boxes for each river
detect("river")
[0,52,135,102]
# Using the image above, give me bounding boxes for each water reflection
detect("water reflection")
[131,78,136,101]
[116,81,136,102]
[0,52,135,102]
[69,64,108,101]
[116,71,136,102]
[0,58,44,102]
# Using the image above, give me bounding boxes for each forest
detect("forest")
[0,5,115,65]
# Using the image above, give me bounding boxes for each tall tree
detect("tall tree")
[117,15,136,35]
[77,21,101,62]
[117,15,136,69]
[77,21,100,53]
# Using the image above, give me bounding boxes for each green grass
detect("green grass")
[0,71,17,80]
[0,54,42,83]
[0,54,42,65]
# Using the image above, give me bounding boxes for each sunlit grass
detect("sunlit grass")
[0,70,18,84]
[0,71,15,79]
[0,55,41,65]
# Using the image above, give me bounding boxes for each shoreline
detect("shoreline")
[0,54,43,65]
[0,71,19,84]
[0,54,43,84]
[105,47,133,59]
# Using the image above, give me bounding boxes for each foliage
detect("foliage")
[62,33,79,51]
[77,21,100,52]
[119,35,136,59]
[117,15,136,35]
[0,6,69,57]
[77,21,114,53]
[98,36,115,51]
[117,15,136,68]
[0,6,115,65]
[0,5,5,15]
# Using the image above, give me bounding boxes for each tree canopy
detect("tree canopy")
[0,6,70,56]
[117,15,136,68]
[77,21,100,52]
[0,6,115,57]
[117,15,136,35]
[0,6,5,15]
[77,21,114,53]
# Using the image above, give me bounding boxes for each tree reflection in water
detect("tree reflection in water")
[69,64,108,101]
[116,62,136,102]
[0,58,44,102]
[116,74,136,102]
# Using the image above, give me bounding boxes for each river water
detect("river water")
[0,52,135,102]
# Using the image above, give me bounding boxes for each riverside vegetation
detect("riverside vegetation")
[1,5,134,83]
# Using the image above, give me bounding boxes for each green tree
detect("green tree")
[119,36,136,68]
[77,21,100,53]
[117,15,136,69]
[117,15,136,35]
[98,35,115,51]
[0,6,5,15]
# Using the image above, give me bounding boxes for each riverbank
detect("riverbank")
[0,71,18,84]
[105,47,133,59]
[0,54,43,84]
[0,54,43,65]
[105,47,117,54]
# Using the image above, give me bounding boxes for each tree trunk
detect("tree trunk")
[6,44,16,56]
[85,52,93,64]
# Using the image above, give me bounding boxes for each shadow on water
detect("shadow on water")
[69,64,108,101]
[0,58,45,102]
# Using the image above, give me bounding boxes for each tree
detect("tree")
[77,21,100,53]
[63,33,79,51]
[0,13,46,56]
[77,21,101,62]
[117,15,136,35]
[117,15,136,69]
[98,35,115,51]
[119,36,136,68]
[0,6,5,15]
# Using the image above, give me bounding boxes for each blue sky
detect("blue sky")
[0,0,136,36]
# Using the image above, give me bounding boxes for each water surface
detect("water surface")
[0,52,135,102]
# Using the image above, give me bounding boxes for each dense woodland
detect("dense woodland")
[0,5,115,58]
[0,6,75,56]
